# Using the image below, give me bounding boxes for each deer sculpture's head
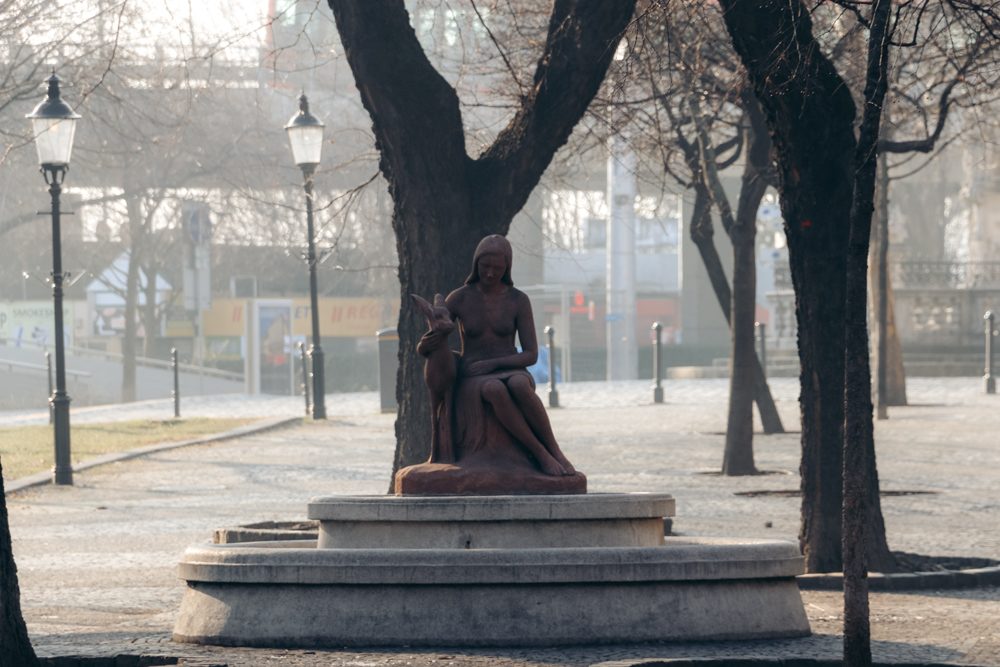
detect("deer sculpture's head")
[412,294,455,336]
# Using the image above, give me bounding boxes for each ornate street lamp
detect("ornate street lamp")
[286,93,327,419]
[28,72,80,484]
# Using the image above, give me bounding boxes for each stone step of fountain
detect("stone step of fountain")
[307,492,675,549]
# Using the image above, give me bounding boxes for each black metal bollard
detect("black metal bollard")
[756,321,767,379]
[171,348,180,418]
[544,325,559,408]
[986,311,996,395]
[46,351,54,424]
[298,341,311,416]
[652,321,663,404]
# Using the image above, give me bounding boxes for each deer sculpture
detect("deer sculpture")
[413,293,457,463]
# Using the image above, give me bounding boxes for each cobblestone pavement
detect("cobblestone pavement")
[6,377,1000,665]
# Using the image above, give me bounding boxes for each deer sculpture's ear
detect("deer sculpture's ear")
[411,294,434,320]
[433,294,447,309]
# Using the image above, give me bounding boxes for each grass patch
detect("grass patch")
[0,417,261,481]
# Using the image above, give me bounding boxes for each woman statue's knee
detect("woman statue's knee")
[481,378,508,402]
[507,374,534,396]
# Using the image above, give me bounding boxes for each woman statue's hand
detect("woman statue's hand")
[464,359,498,377]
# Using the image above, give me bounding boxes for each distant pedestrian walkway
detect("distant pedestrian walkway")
[0,392,378,427]
[0,376,990,427]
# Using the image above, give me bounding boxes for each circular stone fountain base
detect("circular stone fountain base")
[173,494,809,647]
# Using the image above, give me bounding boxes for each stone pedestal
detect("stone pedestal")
[174,493,810,647]
[309,493,669,548]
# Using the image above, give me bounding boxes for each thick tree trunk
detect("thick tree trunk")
[869,262,909,410]
[869,157,907,408]
[0,459,40,667]
[327,0,638,485]
[142,267,159,359]
[688,177,783,436]
[720,0,893,573]
[736,93,785,438]
[690,98,758,475]
[690,94,781,472]
[689,97,756,475]
[122,261,138,402]
[726,94,776,472]
[882,271,907,406]
[724,198,758,474]
[122,197,142,403]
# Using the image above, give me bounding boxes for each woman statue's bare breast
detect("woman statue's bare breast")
[452,289,520,360]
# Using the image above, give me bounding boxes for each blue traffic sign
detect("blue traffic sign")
[188,209,212,246]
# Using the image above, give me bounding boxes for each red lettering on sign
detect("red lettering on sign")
[232,306,242,322]
[347,306,357,319]
[331,307,342,323]
[574,290,584,307]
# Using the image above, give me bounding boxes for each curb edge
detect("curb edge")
[797,565,1000,591]
[4,415,302,496]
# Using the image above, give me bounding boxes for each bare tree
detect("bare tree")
[606,3,786,455]
[688,92,773,474]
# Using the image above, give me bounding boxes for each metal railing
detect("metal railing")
[0,336,243,382]
[893,262,1000,288]
[0,357,90,379]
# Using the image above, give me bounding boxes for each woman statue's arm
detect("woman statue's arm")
[416,329,448,357]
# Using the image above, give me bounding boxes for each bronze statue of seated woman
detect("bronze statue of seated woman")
[395,235,586,496]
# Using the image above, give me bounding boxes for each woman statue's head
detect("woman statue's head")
[465,234,514,286]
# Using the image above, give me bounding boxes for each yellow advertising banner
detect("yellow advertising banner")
[201,297,399,339]
[201,299,248,337]
[165,319,196,337]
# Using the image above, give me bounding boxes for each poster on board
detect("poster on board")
[248,300,294,396]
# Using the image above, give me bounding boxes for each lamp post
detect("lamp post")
[28,72,80,485]
[286,93,327,419]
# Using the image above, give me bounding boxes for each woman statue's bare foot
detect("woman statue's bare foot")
[556,457,576,475]
[538,454,567,476]
[546,448,576,475]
